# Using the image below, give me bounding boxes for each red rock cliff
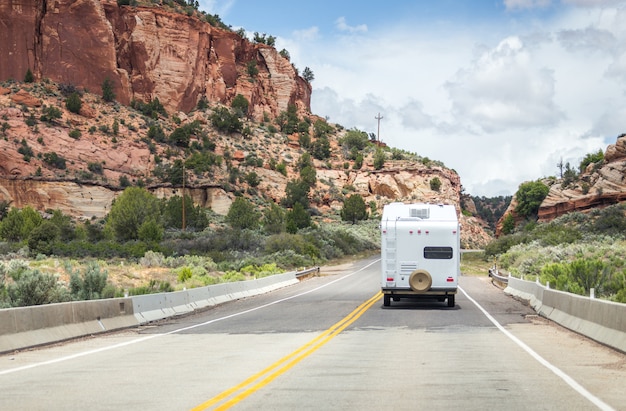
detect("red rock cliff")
[495,134,626,236]
[0,0,311,118]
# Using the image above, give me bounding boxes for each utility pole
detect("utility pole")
[375,112,383,142]
[181,160,186,231]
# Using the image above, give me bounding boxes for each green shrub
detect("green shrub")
[311,136,331,160]
[210,106,242,133]
[501,214,515,235]
[102,77,116,102]
[69,129,82,139]
[231,94,249,117]
[430,177,442,192]
[24,68,34,83]
[27,221,60,255]
[128,280,173,296]
[286,202,311,233]
[8,270,69,306]
[131,98,166,119]
[579,149,604,173]
[246,61,259,78]
[40,105,62,123]
[340,129,369,154]
[65,92,82,114]
[221,271,246,282]
[177,266,193,282]
[87,162,103,174]
[69,261,109,300]
[42,152,66,169]
[373,148,385,170]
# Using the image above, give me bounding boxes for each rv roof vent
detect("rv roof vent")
[410,207,430,219]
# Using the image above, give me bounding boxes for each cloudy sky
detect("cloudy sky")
[199,0,626,197]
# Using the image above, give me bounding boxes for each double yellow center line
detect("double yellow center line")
[191,291,382,410]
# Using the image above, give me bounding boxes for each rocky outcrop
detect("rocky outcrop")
[538,134,626,221]
[496,134,626,235]
[0,178,232,219]
[0,83,492,247]
[0,0,493,248]
[0,0,311,119]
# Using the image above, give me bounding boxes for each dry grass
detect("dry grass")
[26,258,177,290]
[460,251,492,276]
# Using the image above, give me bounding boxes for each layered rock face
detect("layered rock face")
[496,134,626,235]
[537,134,626,221]
[0,0,311,118]
[0,1,491,248]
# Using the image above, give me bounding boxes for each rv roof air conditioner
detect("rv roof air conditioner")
[409,207,430,219]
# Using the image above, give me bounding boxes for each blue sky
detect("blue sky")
[200,0,626,197]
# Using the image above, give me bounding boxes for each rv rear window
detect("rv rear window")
[424,246,453,259]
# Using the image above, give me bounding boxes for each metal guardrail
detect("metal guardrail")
[295,266,320,278]
[488,266,509,284]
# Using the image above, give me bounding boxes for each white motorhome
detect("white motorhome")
[380,202,460,307]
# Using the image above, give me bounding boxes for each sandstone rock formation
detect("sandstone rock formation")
[0,0,311,119]
[0,1,492,248]
[496,133,626,235]
[538,134,626,221]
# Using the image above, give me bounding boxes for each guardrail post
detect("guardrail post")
[590,288,595,299]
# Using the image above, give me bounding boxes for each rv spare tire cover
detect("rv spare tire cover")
[409,269,432,292]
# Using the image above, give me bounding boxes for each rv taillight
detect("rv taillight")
[452,230,457,234]
[447,277,454,282]
[387,277,394,282]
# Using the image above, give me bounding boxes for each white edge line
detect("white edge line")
[458,285,615,411]
[0,259,381,376]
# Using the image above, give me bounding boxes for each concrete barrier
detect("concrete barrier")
[505,276,626,353]
[130,271,299,325]
[0,298,136,353]
[0,270,301,353]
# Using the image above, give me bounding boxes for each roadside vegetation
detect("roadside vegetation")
[0,190,379,308]
[483,177,626,303]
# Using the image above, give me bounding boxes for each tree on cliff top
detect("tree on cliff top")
[302,67,314,83]
[515,180,549,219]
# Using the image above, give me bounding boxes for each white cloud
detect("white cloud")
[292,26,320,42]
[504,0,552,10]
[311,87,387,130]
[335,17,368,33]
[557,27,616,52]
[399,100,434,130]
[198,0,235,17]
[445,36,564,133]
[561,0,626,7]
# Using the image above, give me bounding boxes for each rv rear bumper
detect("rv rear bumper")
[381,288,457,296]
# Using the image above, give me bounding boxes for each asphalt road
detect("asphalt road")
[1,256,624,410]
